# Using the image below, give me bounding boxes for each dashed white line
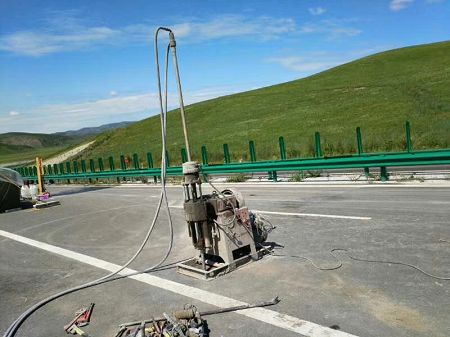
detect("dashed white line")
[0,229,358,337]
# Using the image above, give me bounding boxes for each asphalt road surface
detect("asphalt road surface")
[1,183,449,337]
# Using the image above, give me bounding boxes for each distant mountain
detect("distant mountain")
[0,121,135,165]
[55,121,134,137]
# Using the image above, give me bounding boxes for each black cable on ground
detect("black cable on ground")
[273,248,450,280]
[3,27,177,337]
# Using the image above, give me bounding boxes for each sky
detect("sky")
[0,0,449,134]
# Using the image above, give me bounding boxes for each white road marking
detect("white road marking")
[254,210,371,220]
[0,229,357,337]
[170,205,370,220]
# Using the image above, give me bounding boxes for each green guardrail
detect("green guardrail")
[14,121,450,182]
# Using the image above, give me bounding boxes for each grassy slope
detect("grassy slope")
[52,41,450,165]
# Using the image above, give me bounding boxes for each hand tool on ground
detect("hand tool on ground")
[64,303,95,336]
[118,297,280,328]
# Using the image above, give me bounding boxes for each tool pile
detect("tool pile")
[64,298,280,337]
[116,305,207,337]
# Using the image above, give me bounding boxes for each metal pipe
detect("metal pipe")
[169,31,192,162]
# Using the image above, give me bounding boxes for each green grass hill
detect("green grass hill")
[0,132,79,165]
[41,41,450,165]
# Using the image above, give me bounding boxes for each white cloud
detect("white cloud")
[0,87,240,133]
[267,46,389,74]
[9,111,20,116]
[390,0,414,11]
[109,91,118,97]
[308,7,327,16]
[0,14,296,56]
[267,56,342,73]
[299,20,362,38]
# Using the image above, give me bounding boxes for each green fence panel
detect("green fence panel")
[47,165,53,175]
[66,162,71,174]
[53,164,58,175]
[59,163,64,174]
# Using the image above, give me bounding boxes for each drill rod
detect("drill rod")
[118,297,280,328]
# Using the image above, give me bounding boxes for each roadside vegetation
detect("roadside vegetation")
[5,41,450,168]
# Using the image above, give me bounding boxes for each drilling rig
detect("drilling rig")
[154,27,272,280]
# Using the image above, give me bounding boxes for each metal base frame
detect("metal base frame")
[176,248,270,280]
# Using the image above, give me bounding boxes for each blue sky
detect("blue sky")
[0,0,449,133]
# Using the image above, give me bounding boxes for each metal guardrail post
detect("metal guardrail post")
[89,159,95,184]
[147,152,154,168]
[181,148,187,163]
[147,152,157,183]
[81,160,87,173]
[249,140,257,162]
[279,136,287,160]
[64,162,71,184]
[133,153,139,169]
[356,127,363,155]
[165,151,170,167]
[98,158,104,172]
[380,166,388,181]
[120,155,126,170]
[405,121,413,153]
[314,132,322,158]
[66,162,71,174]
[108,156,115,171]
[201,145,208,165]
[223,144,231,164]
